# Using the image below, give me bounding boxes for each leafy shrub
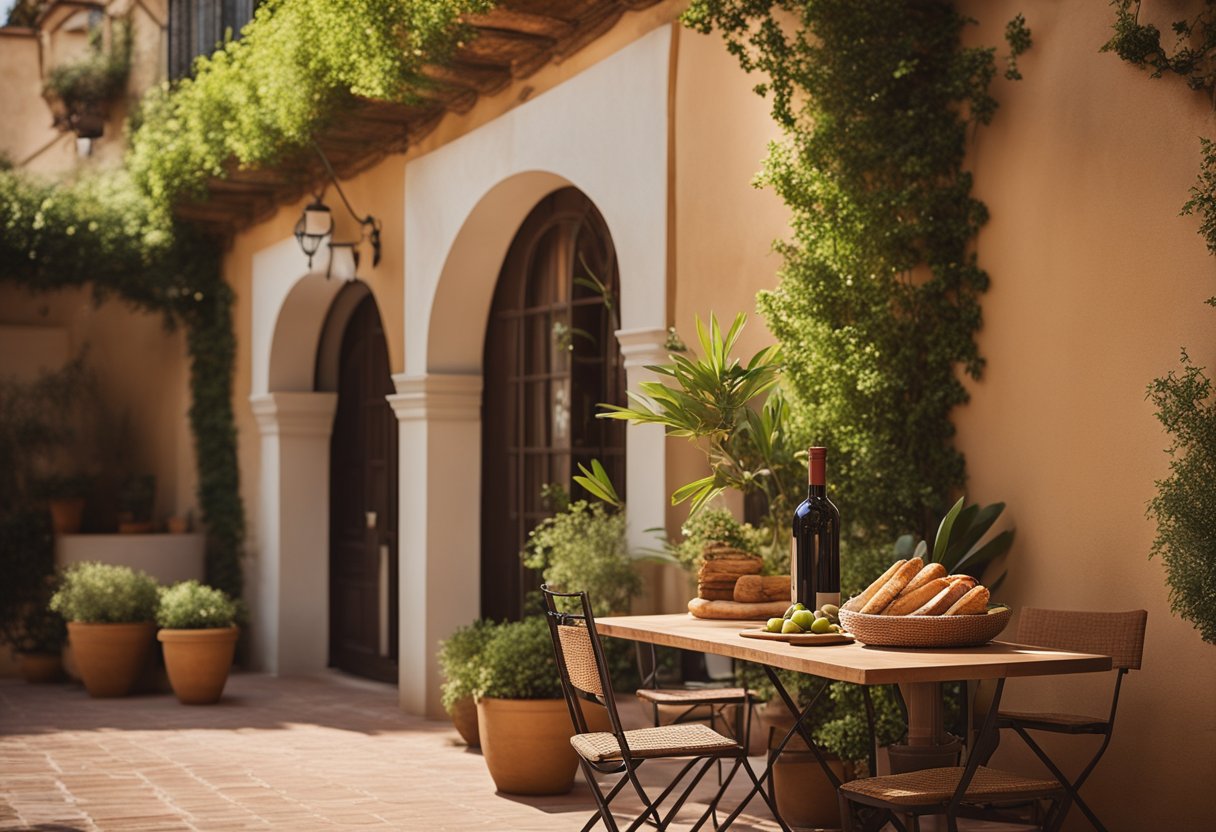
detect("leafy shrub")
[438,619,495,713]
[49,562,159,623]
[1147,351,1216,644]
[43,22,131,108]
[474,616,563,701]
[673,507,769,573]
[156,581,237,629]
[523,500,640,616]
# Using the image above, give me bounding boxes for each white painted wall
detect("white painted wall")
[400,25,674,716]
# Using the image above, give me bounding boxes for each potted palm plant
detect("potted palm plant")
[438,619,494,747]
[49,562,159,697]
[156,581,239,705]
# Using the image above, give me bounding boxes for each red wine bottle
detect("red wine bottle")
[791,446,841,608]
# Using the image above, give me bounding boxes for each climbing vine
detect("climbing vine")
[1104,0,1216,643]
[0,0,496,598]
[683,0,1030,545]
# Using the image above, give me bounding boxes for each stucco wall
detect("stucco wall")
[951,2,1216,828]
[0,284,194,522]
[661,4,1215,825]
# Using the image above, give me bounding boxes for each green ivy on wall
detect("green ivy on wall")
[0,0,497,599]
[1104,0,1216,644]
[683,0,1029,546]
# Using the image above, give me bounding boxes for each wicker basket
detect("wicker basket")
[839,607,1011,648]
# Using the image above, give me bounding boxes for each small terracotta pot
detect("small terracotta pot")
[17,652,63,683]
[48,498,85,535]
[166,516,189,534]
[450,696,480,747]
[67,621,156,697]
[771,749,849,828]
[158,627,239,705]
[477,697,580,795]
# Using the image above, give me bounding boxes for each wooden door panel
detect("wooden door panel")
[329,293,398,683]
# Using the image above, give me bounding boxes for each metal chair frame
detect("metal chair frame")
[837,678,1073,832]
[541,586,788,832]
[986,608,1147,832]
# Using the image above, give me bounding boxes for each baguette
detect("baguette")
[860,558,923,614]
[903,562,947,594]
[883,577,952,616]
[910,578,972,616]
[843,559,906,612]
[944,585,990,615]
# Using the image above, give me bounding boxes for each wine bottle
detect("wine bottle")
[791,446,841,608]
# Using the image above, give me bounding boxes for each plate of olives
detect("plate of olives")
[738,602,855,646]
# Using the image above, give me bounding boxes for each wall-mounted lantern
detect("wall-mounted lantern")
[292,143,382,279]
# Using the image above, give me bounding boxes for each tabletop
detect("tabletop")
[596,614,1112,685]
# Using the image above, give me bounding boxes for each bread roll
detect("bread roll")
[733,575,791,603]
[944,585,990,615]
[860,558,923,614]
[843,559,906,612]
[903,562,947,594]
[910,578,972,616]
[883,577,952,616]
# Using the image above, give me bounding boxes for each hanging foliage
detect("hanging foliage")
[683,0,1030,544]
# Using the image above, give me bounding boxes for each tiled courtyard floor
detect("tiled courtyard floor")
[0,672,1035,832]
[0,672,790,832]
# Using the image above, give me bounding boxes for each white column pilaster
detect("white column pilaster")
[388,372,483,718]
[250,392,337,675]
[615,327,671,551]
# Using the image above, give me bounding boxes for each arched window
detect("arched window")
[481,188,626,621]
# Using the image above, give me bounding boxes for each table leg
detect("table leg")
[899,681,945,746]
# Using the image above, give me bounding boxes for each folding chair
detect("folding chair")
[541,586,787,832]
[837,678,1073,832]
[635,645,757,745]
[990,608,1148,832]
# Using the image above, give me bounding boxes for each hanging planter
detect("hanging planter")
[41,20,130,141]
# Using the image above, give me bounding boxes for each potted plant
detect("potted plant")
[117,474,156,534]
[743,664,904,828]
[11,595,67,683]
[156,581,239,705]
[35,474,91,535]
[41,20,131,140]
[438,619,495,747]
[474,616,609,795]
[49,562,159,697]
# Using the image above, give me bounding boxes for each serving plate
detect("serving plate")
[739,629,854,646]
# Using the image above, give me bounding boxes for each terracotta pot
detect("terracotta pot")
[477,697,580,795]
[771,749,849,829]
[158,627,239,705]
[166,516,189,534]
[48,498,85,535]
[887,738,962,774]
[67,621,155,697]
[17,652,63,683]
[450,696,480,747]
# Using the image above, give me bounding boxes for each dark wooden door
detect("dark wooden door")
[329,294,398,682]
[481,188,626,621]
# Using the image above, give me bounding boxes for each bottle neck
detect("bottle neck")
[808,451,826,495]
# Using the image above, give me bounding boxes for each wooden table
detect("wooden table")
[597,614,1111,749]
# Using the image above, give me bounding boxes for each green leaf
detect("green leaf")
[931,497,965,564]
[953,529,1015,574]
[573,459,622,508]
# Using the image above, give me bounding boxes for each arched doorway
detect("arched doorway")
[325,289,398,682]
[480,187,626,621]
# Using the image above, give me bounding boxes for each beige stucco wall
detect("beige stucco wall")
[660,3,1216,825]
[0,284,194,521]
[951,2,1216,828]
